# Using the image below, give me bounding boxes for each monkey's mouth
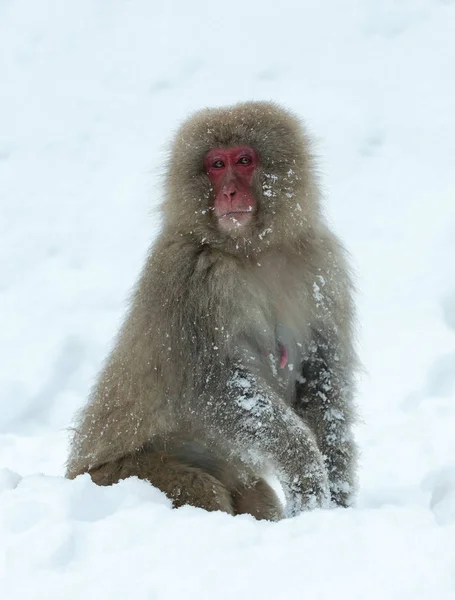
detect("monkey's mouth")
[217,211,253,231]
[221,210,252,218]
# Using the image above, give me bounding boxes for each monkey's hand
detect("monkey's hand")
[212,369,331,517]
[296,342,357,508]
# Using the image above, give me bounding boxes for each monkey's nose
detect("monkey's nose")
[222,185,237,201]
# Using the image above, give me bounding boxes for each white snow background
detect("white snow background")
[1,1,455,598]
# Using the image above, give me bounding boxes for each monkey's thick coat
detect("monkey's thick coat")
[67,102,357,519]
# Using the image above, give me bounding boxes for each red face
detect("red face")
[204,146,259,232]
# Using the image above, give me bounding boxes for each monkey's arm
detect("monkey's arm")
[206,368,330,517]
[295,334,357,507]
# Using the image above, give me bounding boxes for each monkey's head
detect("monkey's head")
[163,101,322,255]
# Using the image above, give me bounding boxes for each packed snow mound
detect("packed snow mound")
[1,472,455,600]
[1,0,455,598]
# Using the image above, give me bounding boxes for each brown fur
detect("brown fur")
[66,101,358,518]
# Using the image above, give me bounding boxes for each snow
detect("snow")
[1,0,455,597]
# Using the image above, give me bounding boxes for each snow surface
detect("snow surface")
[1,0,455,597]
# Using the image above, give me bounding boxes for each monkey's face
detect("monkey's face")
[165,102,321,254]
[204,146,259,233]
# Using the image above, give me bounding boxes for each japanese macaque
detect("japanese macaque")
[67,101,358,520]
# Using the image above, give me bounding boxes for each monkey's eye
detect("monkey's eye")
[212,160,225,168]
[237,157,252,165]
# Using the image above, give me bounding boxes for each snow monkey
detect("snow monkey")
[66,101,358,520]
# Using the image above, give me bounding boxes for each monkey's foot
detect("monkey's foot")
[233,479,283,521]
[89,451,234,515]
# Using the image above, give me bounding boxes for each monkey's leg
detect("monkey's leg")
[89,450,234,515]
[232,479,283,521]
